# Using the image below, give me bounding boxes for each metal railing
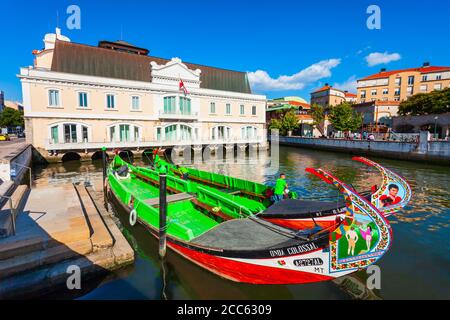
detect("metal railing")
[13,162,32,189]
[45,136,266,151]
[158,110,199,118]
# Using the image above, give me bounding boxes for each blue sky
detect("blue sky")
[1,0,449,102]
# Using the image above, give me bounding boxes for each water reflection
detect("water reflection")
[32,146,450,299]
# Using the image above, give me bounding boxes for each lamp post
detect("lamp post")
[434,116,438,140]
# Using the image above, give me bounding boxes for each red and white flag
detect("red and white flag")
[179,78,189,95]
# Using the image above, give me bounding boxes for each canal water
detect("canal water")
[32,146,450,299]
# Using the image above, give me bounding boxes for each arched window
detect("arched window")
[108,123,141,142]
[211,126,231,140]
[164,125,177,141]
[180,125,192,140]
[241,126,257,139]
[48,122,91,144]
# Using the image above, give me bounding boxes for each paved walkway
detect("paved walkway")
[0,138,27,160]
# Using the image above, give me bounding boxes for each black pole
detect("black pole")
[102,147,108,209]
[159,174,167,258]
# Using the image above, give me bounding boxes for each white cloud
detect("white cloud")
[333,75,358,93]
[247,59,341,91]
[365,51,401,67]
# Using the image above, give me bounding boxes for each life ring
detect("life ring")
[129,208,137,226]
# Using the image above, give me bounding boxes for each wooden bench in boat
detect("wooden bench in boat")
[190,199,234,222]
[133,171,181,194]
[144,192,195,207]
[171,169,267,201]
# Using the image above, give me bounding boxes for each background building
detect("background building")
[19,29,266,160]
[356,63,450,103]
[310,84,356,107]
[4,101,24,112]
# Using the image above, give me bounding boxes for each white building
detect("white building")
[18,29,267,161]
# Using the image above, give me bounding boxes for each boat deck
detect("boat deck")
[191,218,322,250]
[260,199,345,218]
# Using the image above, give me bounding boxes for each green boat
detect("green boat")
[148,152,411,231]
[106,154,393,284]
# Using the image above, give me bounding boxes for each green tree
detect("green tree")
[281,109,299,135]
[310,103,325,135]
[0,107,24,127]
[328,102,362,133]
[268,118,283,135]
[399,88,450,115]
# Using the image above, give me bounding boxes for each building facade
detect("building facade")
[356,63,450,103]
[19,29,266,160]
[310,84,356,107]
[352,101,400,130]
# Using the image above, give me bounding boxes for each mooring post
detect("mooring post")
[159,173,167,258]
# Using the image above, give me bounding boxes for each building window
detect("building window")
[156,127,161,141]
[106,94,115,109]
[395,77,401,85]
[119,124,130,142]
[241,126,257,139]
[382,88,388,95]
[180,125,192,140]
[226,103,231,115]
[64,124,77,143]
[422,75,428,81]
[109,126,116,142]
[240,105,245,115]
[78,92,88,108]
[394,88,401,96]
[165,125,177,141]
[131,96,140,110]
[420,84,427,92]
[210,102,216,114]
[434,83,442,90]
[360,90,366,98]
[252,106,257,115]
[371,89,377,96]
[51,126,59,143]
[436,74,442,80]
[179,97,191,114]
[164,96,176,113]
[134,126,140,141]
[407,76,414,85]
[82,126,88,142]
[407,86,414,95]
[48,90,60,107]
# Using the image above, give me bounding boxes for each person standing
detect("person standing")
[271,173,288,203]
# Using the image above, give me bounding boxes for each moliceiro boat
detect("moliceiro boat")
[164,155,411,230]
[107,156,393,284]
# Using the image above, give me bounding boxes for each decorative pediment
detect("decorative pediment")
[150,57,201,88]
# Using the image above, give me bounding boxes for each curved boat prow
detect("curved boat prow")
[306,167,392,275]
[352,157,412,216]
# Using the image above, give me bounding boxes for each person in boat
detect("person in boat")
[379,184,402,207]
[176,165,189,180]
[346,227,359,256]
[271,173,288,203]
[153,148,161,167]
